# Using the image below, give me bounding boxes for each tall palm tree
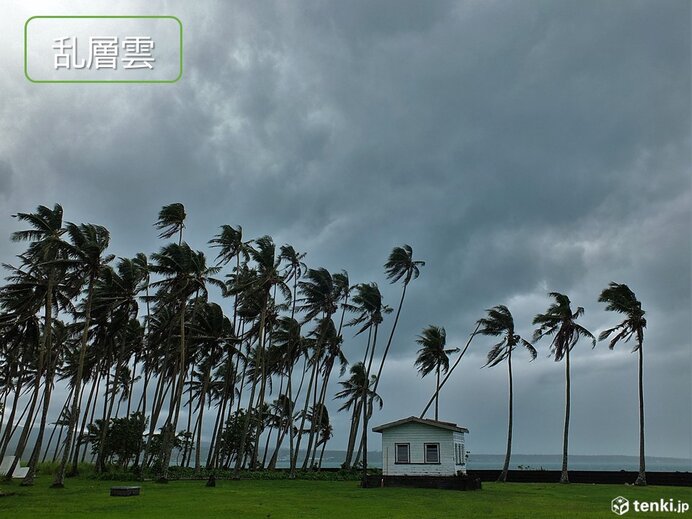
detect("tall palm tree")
[234,236,288,473]
[188,301,233,473]
[334,361,382,477]
[207,224,251,472]
[5,204,72,485]
[292,268,340,474]
[373,245,425,393]
[414,326,459,421]
[88,257,147,473]
[150,242,223,480]
[347,283,389,473]
[266,316,304,470]
[476,305,536,482]
[532,292,595,484]
[598,282,647,486]
[53,223,112,488]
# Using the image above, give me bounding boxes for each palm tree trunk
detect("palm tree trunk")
[435,366,440,421]
[342,405,360,468]
[302,360,322,470]
[291,354,318,474]
[420,323,479,419]
[359,324,380,476]
[0,375,23,459]
[81,370,102,464]
[251,334,270,470]
[360,385,368,487]
[208,361,231,468]
[21,276,59,486]
[72,372,100,473]
[0,388,7,439]
[235,311,266,474]
[43,390,72,464]
[372,283,407,394]
[498,348,513,482]
[53,273,96,487]
[310,360,334,466]
[560,346,570,484]
[634,345,646,485]
[182,365,195,467]
[194,368,210,474]
[5,274,54,483]
[286,364,296,476]
[160,300,188,480]
[318,438,327,469]
[51,422,65,463]
[22,358,56,485]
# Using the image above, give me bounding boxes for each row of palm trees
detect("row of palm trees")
[0,202,649,488]
[0,203,425,488]
[415,286,648,485]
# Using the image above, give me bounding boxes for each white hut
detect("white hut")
[373,416,468,477]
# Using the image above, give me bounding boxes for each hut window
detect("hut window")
[395,443,410,463]
[424,443,440,464]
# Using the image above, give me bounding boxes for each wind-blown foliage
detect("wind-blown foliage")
[598,282,647,486]
[0,202,648,491]
[533,292,595,484]
[476,305,535,482]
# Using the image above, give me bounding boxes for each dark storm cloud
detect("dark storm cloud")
[0,160,12,196]
[0,0,689,458]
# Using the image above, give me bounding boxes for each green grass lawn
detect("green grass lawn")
[0,476,689,518]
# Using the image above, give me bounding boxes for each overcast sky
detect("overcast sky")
[1,1,690,460]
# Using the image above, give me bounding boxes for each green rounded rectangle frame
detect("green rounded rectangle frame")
[24,15,183,83]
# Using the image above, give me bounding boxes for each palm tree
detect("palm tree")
[598,282,647,486]
[334,362,382,478]
[476,305,536,482]
[149,242,223,480]
[373,245,425,393]
[154,203,186,244]
[188,301,233,473]
[414,326,459,421]
[234,236,288,473]
[266,317,304,470]
[5,204,72,485]
[207,224,251,472]
[532,292,595,484]
[87,256,148,473]
[292,268,340,474]
[52,222,112,488]
[347,283,389,473]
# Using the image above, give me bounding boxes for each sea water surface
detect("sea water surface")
[274,451,692,472]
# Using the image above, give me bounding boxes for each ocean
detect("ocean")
[279,450,692,472]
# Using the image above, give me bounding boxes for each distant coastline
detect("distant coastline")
[273,450,692,472]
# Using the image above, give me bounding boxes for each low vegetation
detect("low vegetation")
[1,476,690,519]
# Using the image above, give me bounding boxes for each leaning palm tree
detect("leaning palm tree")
[52,223,112,488]
[348,283,390,475]
[334,361,382,475]
[209,224,252,270]
[476,305,536,482]
[598,282,647,486]
[149,242,223,480]
[373,245,425,392]
[414,326,459,421]
[5,204,71,485]
[532,293,594,484]
[292,268,340,474]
